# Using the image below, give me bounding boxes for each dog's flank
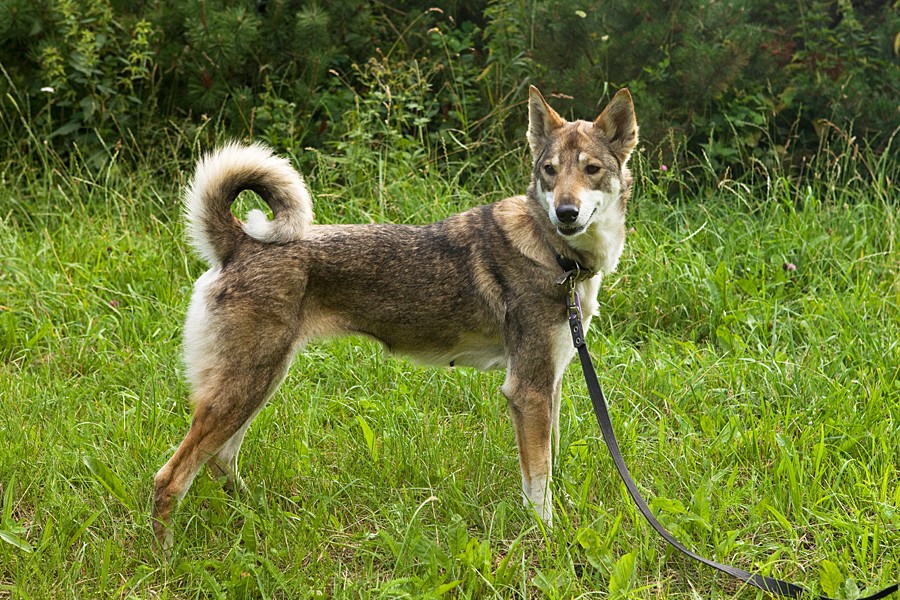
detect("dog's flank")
[152,86,638,551]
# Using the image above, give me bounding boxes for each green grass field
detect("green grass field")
[0,133,898,599]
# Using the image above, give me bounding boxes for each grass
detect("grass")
[0,126,898,600]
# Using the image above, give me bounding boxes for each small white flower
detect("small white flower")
[40,87,55,93]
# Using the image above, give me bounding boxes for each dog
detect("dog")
[152,86,638,550]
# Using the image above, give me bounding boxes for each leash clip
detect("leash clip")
[563,276,586,349]
[556,255,590,349]
[564,277,579,317]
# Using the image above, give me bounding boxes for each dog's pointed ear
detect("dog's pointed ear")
[527,86,566,158]
[594,89,638,165]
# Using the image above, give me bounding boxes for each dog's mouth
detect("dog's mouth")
[555,207,596,236]
[557,224,585,236]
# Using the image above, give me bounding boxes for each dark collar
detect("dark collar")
[555,254,596,285]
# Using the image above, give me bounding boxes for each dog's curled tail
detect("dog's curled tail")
[184,142,313,267]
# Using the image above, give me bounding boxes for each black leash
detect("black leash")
[557,259,898,599]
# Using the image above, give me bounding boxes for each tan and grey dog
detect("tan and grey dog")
[152,86,638,550]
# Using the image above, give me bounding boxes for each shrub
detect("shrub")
[481,0,899,173]
[0,0,155,164]
[0,0,897,177]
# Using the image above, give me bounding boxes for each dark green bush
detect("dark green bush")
[0,0,155,161]
[482,0,898,172]
[0,0,897,175]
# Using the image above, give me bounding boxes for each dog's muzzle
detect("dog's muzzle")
[553,205,595,236]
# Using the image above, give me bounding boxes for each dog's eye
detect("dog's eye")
[543,164,557,176]
[585,165,601,175]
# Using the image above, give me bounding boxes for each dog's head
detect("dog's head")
[526,86,638,241]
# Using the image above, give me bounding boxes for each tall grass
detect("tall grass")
[1,92,898,599]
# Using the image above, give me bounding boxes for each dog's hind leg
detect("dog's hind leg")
[152,347,295,552]
[206,420,253,494]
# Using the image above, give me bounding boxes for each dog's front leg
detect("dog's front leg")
[502,365,558,526]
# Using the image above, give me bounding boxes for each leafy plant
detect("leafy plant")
[0,478,32,553]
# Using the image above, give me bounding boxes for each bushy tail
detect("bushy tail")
[183,142,313,267]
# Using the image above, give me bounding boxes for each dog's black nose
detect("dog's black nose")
[555,204,579,224]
